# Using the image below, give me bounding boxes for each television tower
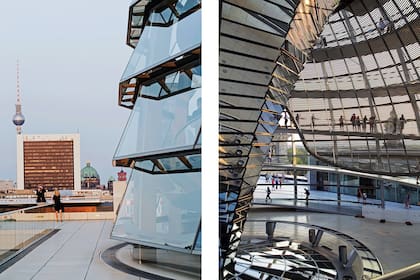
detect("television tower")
[12,60,25,134]
[13,60,26,189]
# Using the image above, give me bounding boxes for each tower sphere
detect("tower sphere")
[13,113,25,126]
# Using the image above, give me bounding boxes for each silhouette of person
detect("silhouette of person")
[399,114,406,133]
[36,186,46,203]
[350,113,356,130]
[404,192,411,209]
[304,188,310,205]
[362,115,368,132]
[369,115,376,133]
[284,113,289,128]
[377,17,389,34]
[356,116,361,131]
[53,188,64,222]
[266,186,272,202]
[339,115,344,128]
[357,188,362,203]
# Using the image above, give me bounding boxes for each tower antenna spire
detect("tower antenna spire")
[17,60,21,104]
[13,59,25,134]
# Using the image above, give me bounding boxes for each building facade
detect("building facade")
[16,134,81,190]
[111,0,201,274]
[219,0,420,278]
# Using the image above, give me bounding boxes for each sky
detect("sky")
[0,1,133,182]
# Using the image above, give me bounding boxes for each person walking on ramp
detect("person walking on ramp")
[266,186,272,203]
[304,188,310,206]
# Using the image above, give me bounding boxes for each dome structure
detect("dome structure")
[81,162,100,179]
[81,162,100,189]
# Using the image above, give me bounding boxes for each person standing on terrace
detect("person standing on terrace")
[53,188,64,222]
[36,186,46,203]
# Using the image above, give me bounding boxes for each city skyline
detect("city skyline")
[0,1,133,183]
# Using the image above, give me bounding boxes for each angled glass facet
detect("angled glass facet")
[121,10,201,82]
[112,170,201,252]
[114,88,201,159]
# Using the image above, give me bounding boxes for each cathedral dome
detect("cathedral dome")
[81,162,100,180]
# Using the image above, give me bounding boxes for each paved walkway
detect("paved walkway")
[252,177,420,216]
[0,220,138,280]
[253,178,367,215]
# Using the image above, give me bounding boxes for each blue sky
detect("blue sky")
[0,1,133,182]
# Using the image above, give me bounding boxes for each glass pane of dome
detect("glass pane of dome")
[114,88,201,160]
[112,169,201,252]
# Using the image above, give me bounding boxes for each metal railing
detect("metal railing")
[373,263,420,280]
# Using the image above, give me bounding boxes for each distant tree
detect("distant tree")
[287,147,308,176]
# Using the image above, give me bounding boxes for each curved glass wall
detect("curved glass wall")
[219,0,420,278]
[112,170,201,253]
[219,0,338,277]
[287,0,420,176]
[112,0,201,261]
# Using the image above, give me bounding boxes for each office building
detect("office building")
[16,134,81,190]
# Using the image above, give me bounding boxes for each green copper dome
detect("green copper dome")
[81,162,100,179]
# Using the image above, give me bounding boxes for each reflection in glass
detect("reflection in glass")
[141,65,201,99]
[121,10,201,81]
[112,170,201,252]
[114,88,201,160]
[147,0,201,26]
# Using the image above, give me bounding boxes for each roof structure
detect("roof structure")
[219,0,420,278]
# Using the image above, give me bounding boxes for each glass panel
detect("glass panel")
[185,154,201,169]
[193,228,201,250]
[141,82,164,98]
[140,65,201,99]
[135,160,154,171]
[159,157,189,171]
[112,170,201,251]
[121,10,201,81]
[175,0,201,15]
[114,88,201,159]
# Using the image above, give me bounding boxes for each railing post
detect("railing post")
[294,169,298,201]
[337,174,341,206]
[266,221,276,240]
[339,245,348,266]
[309,229,323,247]
[309,229,315,243]
[379,179,385,209]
